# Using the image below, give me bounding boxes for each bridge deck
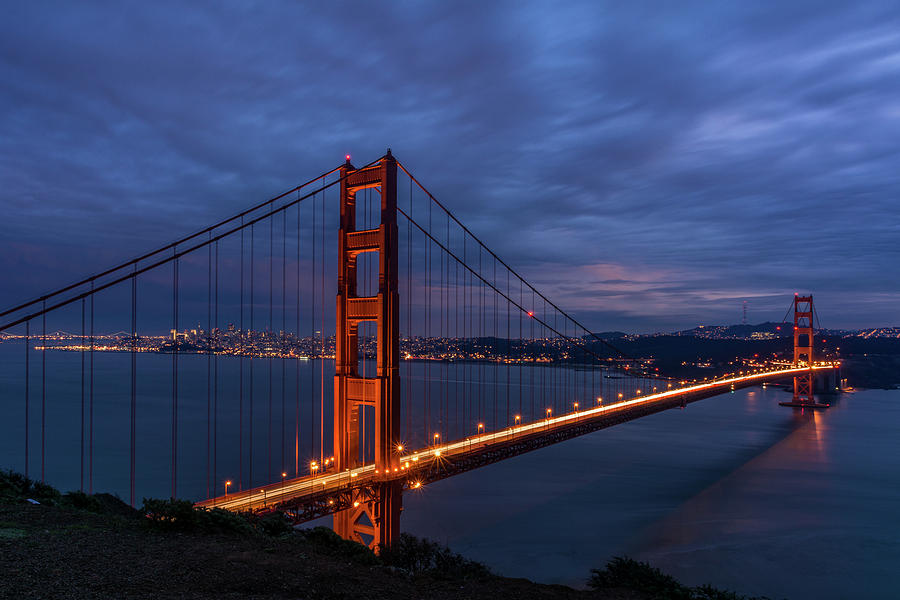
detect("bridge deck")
[195,365,836,521]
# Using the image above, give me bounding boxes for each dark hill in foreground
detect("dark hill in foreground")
[0,471,774,599]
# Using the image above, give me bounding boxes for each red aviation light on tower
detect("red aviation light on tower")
[527,311,534,317]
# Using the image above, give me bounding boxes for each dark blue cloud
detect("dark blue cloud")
[1,1,898,331]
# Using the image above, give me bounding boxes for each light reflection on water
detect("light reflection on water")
[400,387,900,600]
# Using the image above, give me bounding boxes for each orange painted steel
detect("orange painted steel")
[332,151,401,550]
[792,294,817,405]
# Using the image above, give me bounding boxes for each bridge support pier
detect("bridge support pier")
[333,481,402,550]
[333,151,401,551]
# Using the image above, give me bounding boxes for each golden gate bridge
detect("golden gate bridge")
[0,150,837,550]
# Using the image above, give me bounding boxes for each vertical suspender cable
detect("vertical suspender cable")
[282,209,287,477]
[591,327,595,405]
[519,278,523,420]
[564,318,568,411]
[89,286,94,494]
[446,219,451,438]
[239,221,244,490]
[319,192,326,461]
[249,224,255,488]
[506,269,510,426]
[80,299,85,491]
[41,302,45,482]
[479,246,483,427]
[455,230,460,439]
[425,197,430,441]
[462,233,467,436]
[493,258,497,429]
[320,186,325,463]
[310,192,316,463]
[214,239,219,495]
[207,239,212,499]
[24,320,29,479]
[442,213,447,441]
[172,252,179,499]
[530,289,535,422]
[552,312,557,415]
[541,299,546,416]
[439,213,444,440]
[568,320,573,410]
[295,197,301,477]
[480,246,484,427]
[447,214,452,440]
[130,269,136,506]
[268,217,273,482]
[406,178,412,444]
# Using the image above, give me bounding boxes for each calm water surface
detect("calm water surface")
[1,342,897,599]
[401,386,900,599]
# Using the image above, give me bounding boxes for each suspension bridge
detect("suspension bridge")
[0,151,837,550]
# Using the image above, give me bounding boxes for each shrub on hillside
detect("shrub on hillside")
[0,470,62,504]
[588,556,690,598]
[300,527,380,565]
[379,533,490,580]
[141,498,197,529]
[588,557,773,600]
[140,498,255,535]
[256,511,294,537]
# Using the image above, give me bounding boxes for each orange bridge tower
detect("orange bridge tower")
[780,294,829,408]
[332,151,402,550]
[793,294,814,404]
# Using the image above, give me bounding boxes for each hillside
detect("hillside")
[0,471,770,600]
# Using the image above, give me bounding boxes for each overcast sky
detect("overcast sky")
[2,1,898,332]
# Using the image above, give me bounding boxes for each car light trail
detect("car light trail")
[197,364,837,514]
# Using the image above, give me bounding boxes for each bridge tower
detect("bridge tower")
[332,151,402,550]
[793,294,814,404]
[780,294,828,408]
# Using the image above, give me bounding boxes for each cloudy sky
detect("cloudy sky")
[2,1,898,332]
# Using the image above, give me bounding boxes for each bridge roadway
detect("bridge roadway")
[196,365,837,522]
